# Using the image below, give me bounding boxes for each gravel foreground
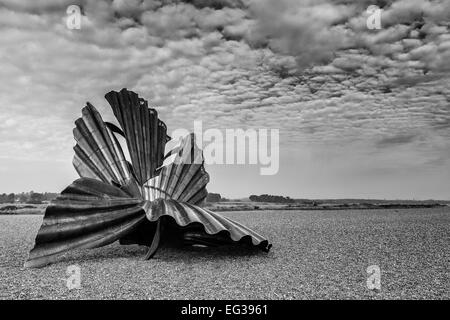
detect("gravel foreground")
[1,208,449,299]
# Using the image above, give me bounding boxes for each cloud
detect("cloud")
[245,0,355,70]
[376,133,420,148]
[0,0,449,197]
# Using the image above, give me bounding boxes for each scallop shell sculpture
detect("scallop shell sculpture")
[25,89,272,268]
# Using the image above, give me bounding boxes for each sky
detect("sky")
[0,0,449,199]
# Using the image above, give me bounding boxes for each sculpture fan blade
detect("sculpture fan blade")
[73,102,133,187]
[25,88,272,268]
[105,88,169,185]
[146,199,272,252]
[144,133,209,205]
[24,178,147,268]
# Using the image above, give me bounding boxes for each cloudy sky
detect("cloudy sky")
[0,0,449,199]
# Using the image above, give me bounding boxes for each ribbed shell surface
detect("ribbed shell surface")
[25,88,272,268]
[146,199,271,251]
[143,134,209,205]
[25,178,146,268]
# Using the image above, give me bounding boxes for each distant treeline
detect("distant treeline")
[249,194,295,203]
[0,192,59,204]
[206,193,222,203]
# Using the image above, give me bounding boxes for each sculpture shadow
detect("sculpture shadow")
[40,241,270,267]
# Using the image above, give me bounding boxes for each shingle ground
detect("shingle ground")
[1,208,448,299]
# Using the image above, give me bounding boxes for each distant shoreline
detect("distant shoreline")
[207,203,449,212]
[1,202,448,215]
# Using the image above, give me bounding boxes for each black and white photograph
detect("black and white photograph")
[0,0,449,306]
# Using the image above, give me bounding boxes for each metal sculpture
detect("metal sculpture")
[25,89,272,268]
